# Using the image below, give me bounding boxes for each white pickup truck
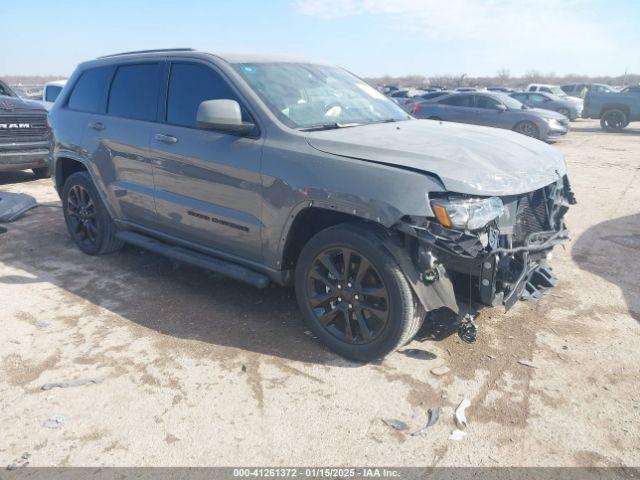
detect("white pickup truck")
[40,80,66,110]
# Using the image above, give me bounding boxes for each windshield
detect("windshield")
[0,80,17,98]
[495,93,524,109]
[233,62,409,129]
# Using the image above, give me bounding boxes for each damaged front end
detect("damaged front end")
[388,176,577,319]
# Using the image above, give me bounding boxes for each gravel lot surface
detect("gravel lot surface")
[1,119,639,467]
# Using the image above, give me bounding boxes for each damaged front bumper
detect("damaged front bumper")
[387,177,576,315]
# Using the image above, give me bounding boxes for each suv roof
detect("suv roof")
[87,48,315,67]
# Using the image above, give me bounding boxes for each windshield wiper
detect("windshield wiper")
[299,122,361,132]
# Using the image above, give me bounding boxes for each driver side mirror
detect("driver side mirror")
[495,104,507,112]
[197,99,255,135]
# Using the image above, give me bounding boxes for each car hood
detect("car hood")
[0,94,47,113]
[305,120,567,196]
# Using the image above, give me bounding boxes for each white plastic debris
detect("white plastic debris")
[430,366,450,376]
[455,398,471,429]
[449,429,467,441]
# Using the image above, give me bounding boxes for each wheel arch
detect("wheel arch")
[600,104,631,117]
[279,206,387,274]
[53,151,120,221]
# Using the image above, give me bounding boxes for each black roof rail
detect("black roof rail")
[98,48,196,59]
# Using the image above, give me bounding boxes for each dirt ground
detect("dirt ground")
[0,119,639,468]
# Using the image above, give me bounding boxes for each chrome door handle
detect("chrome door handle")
[88,122,105,131]
[154,133,178,144]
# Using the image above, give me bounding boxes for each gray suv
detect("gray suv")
[49,49,576,361]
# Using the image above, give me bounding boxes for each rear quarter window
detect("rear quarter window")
[67,66,113,113]
[107,63,162,121]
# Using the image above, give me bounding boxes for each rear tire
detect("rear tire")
[62,171,123,255]
[600,109,628,132]
[513,120,540,139]
[32,167,50,179]
[295,222,424,362]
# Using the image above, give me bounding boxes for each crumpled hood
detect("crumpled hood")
[305,119,567,196]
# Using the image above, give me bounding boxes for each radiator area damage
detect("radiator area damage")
[387,176,577,330]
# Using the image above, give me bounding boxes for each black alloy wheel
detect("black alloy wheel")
[66,184,98,248]
[62,171,123,255]
[306,246,390,345]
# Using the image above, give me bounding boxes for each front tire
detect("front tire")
[600,109,628,132]
[295,223,424,362]
[557,108,570,119]
[32,167,50,179]
[62,171,123,255]
[513,120,540,139]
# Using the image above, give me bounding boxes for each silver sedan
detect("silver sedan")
[413,92,569,142]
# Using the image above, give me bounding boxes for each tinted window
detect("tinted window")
[512,93,527,102]
[108,63,162,121]
[529,93,547,103]
[68,66,113,113]
[440,95,474,107]
[166,63,239,128]
[45,86,63,103]
[474,95,502,109]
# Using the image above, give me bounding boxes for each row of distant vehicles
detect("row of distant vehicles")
[384,83,640,140]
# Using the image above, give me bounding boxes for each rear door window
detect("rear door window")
[166,62,241,128]
[474,95,502,109]
[439,95,474,107]
[67,66,113,113]
[107,63,162,121]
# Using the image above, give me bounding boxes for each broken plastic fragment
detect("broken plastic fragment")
[455,398,470,429]
[41,378,103,391]
[382,418,409,431]
[430,366,450,376]
[449,429,467,441]
[401,349,437,360]
[458,314,478,343]
[411,407,440,436]
[42,414,66,429]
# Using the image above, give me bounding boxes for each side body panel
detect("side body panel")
[258,136,447,270]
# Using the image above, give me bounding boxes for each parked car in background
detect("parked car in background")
[40,80,67,110]
[416,90,451,101]
[48,49,575,361]
[561,83,612,98]
[487,86,515,93]
[0,79,52,178]
[510,91,582,120]
[583,86,640,131]
[414,92,569,141]
[454,87,478,92]
[389,88,427,111]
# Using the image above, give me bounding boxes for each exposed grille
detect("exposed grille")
[513,189,549,244]
[0,114,49,141]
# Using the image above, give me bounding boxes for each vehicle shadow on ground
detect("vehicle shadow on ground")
[570,123,640,135]
[572,213,640,322]
[0,206,369,365]
[0,171,42,186]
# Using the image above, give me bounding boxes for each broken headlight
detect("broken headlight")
[431,196,503,231]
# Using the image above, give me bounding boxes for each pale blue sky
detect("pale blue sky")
[1,0,638,77]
